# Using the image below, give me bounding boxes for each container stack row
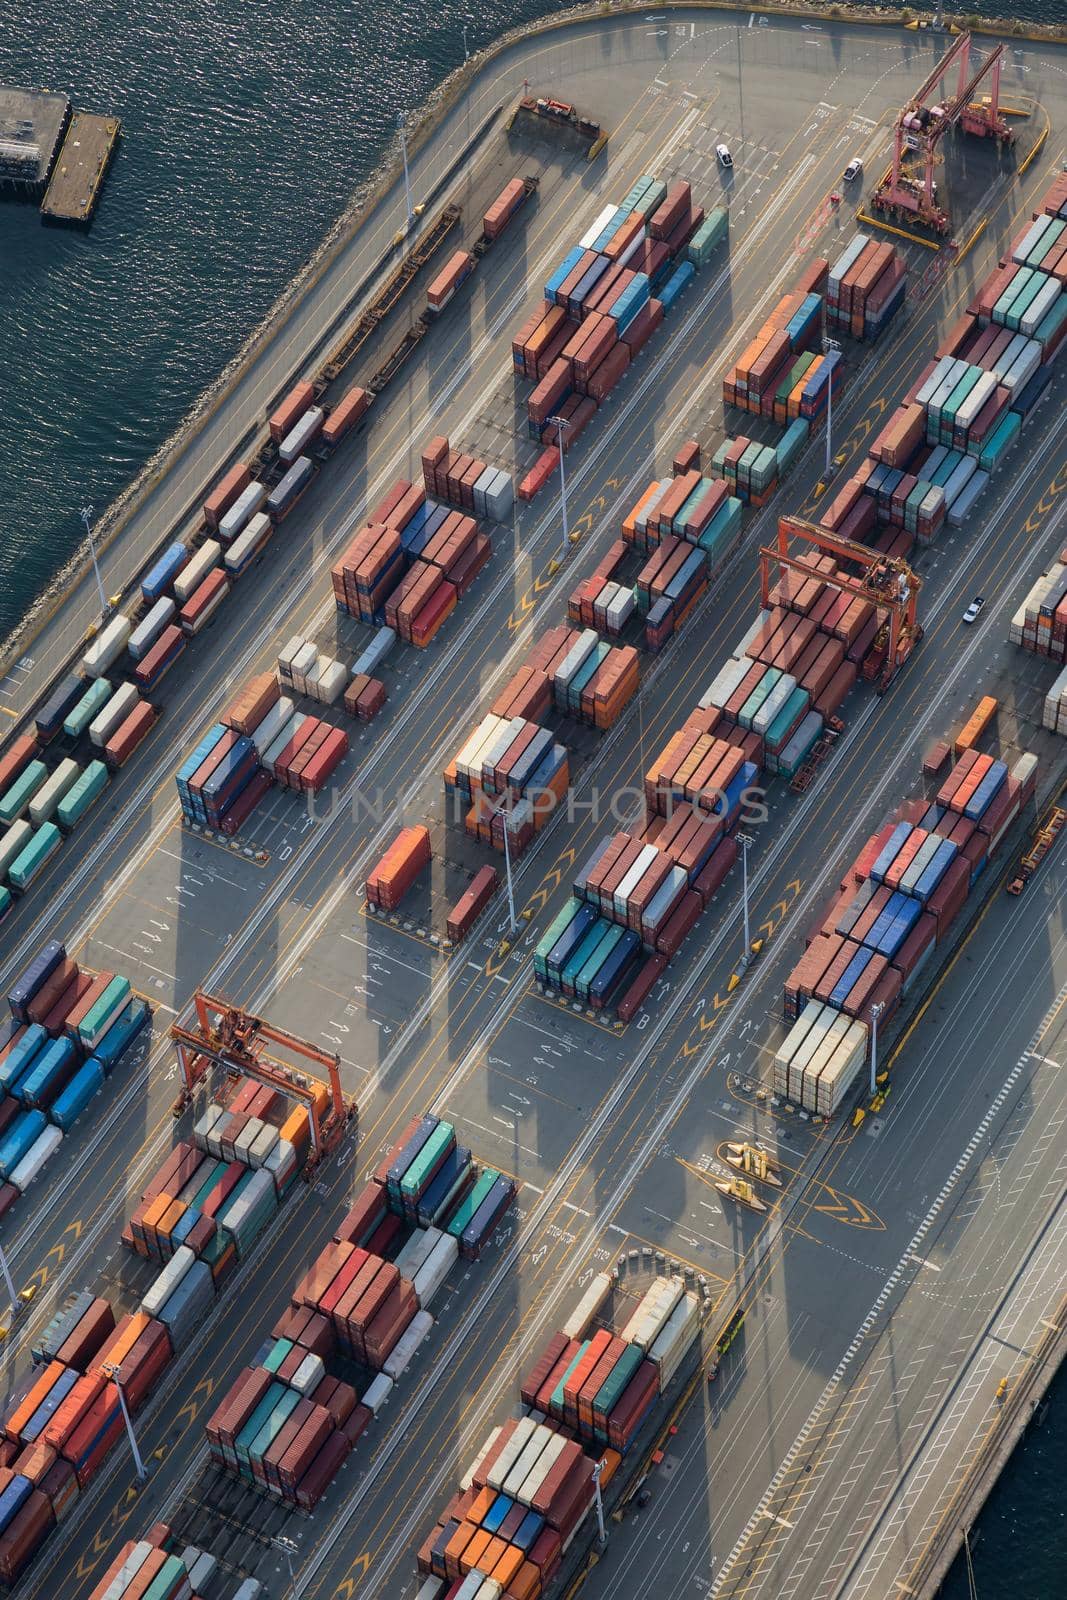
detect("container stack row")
[0,942,149,1219]
[778,744,1038,1110]
[820,174,1067,560]
[446,711,571,861]
[414,1274,700,1600]
[422,436,515,521]
[516,177,722,501]
[826,233,908,342]
[86,1532,221,1600]
[722,287,826,416]
[367,825,432,911]
[206,1115,513,1507]
[331,478,493,646]
[1010,557,1067,663]
[123,1087,309,1282]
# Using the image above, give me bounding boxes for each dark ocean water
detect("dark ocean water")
[0,3,1064,1592]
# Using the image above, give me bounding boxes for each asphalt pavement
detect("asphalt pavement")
[0,11,1066,1600]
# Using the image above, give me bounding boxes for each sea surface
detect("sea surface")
[0,1,1064,1591]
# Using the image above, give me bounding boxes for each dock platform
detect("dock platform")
[40,109,120,224]
[0,84,70,196]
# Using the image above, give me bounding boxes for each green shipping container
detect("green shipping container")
[0,820,32,880]
[0,760,48,827]
[445,1169,499,1239]
[77,975,133,1048]
[562,921,611,992]
[248,1385,301,1466]
[1005,271,1046,332]
[739,667,781,730]
[698,497,742,565]
[687,206,728,267]
[401,1120,456,1200]
[56,760,109,830]
[979,409,1021,472]
[63,677,112,739]
[550,1341,590,1415]
[993,265,1033,323]
[577,922,625,1002]
[143,1556,191,1600]
[263,1337,293,1374]
[235,1381,288,1466]
[9,821,62,890]
[569,642,609,710]
[631,178,666,219]
[535,898,584,979]
[189,1158,227,1210]
[766,686,810,751]
[593,1341,645,1420]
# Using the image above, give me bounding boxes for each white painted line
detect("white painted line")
[764,1511,796,1530]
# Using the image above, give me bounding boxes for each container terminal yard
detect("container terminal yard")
[0,8,1066,1600]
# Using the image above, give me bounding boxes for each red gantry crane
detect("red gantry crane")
[872,31,1013,234]
[760,516,923,694]
[170,990,354,1175]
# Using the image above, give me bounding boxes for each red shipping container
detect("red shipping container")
[269,381,315,444]
[322,385,370,446]
[0,734,41,798]
[203,462,251,530]
[104,701,158,769]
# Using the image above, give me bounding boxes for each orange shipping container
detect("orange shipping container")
[269,381,315,445]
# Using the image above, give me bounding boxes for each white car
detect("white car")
[716,143,733,169]
[843,157,863,182]
[963,596,986,624]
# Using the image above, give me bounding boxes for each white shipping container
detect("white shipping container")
[752,673,799,737]
[828,232,870,291]
[1020,278,1061,339]
[28,759,80,825]
[128,597,176,661]
[264,1136,298,1194]
[699,653,752,711]
[251,695,295,757]
[515,1430,567,1508]
[616,844,660,910]
[460,1425,502,1493]
[142,1246,196,1317]
[623,1276,684,1350]
[580,204,618,249]
[812,1022,868,1114]
[502,1427,552,1499]
[915,357,957,409]
[395,1225,443,1280]
[484,470,514,523]
[193,1101,224,1153]
[649,1290,701,1370]
[233,1117,263,1164]
[795,1010,852,1106]
[0,820,33,880]
[1012,214,1051,265]
[89,682,141,749]
[412,1232,459,1308]
[361,1372,393,1415]
[635,480,670,533]
[482,716,526,780]
[1000,339,1042,394]
[291,1352,326,1395]
[9,1124,63,1193]
[188,1553,218,1593]
[173,539,222,602]
[555,628,599,689]
[946,469,989,528]
[451,1575,486,1600]
[262,713,308,777]
[561,1271,612,1340]
[279,406,324,465]
[352,626,396,677]
[81,615,133,678]
[247,1122,279,1167]
[416,1579,446,1600]
[102,1542,154,1600]
[218,481,267,542]
[316,660,347,705]
[487,1416,537,1490]
[224,511,272,574]
[605,586,635,633]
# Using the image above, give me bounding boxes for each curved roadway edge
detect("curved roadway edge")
[2,0,1064,692]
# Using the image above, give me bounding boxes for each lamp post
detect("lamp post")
[102,1364,146,1483]
[869,1000,885,1098]
[463,24,470,61]
[273,1535,299,1597]
[0,1240,19,1323]
[592,1457,607,1547]
[502,801,517,933]
[823,338,841,477]
[736,831,754,967]
[546,415,570,564]
[398,114,413,227]
[80,504,108,620]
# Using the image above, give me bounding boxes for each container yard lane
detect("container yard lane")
[1,14,1066,1600]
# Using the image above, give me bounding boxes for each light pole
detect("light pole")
[736,27,745,155]
[398,114,413,228]
[502,800,517,933]
[103,1364,146,1482]
[592,1457,607,1547]
[80,504,108,621]
[737,831,754,967]
[463,24,470,61]
[823,338,841,478]
[273,1535,299,1597]
[547,415,570,564]
[0,1240,20,1323]
[869,1000,885,1098]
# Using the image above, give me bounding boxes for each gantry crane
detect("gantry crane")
[760,516,923,693]
[169,990,355,1174]
[872,31,1013,234]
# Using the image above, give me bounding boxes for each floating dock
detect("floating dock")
[0,84,70,198]
[40,109,121,224]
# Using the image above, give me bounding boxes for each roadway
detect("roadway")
[586,847,1067,1600]
[0,11,1064,1599]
